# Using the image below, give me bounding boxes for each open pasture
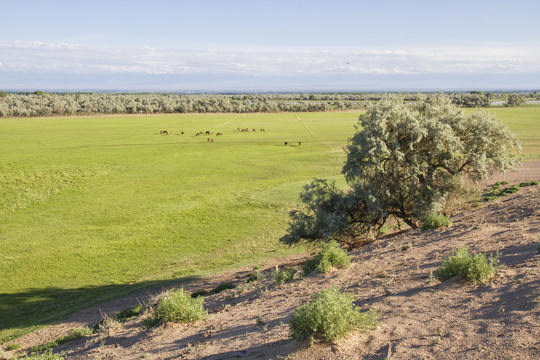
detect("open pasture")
[0,105,539,342]
[0,111,359,340]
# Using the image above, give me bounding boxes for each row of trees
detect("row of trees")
[0,91,533,118]
[0,93,365,117]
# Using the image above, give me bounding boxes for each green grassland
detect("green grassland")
[0,112,359,341]
[0,106,539,342]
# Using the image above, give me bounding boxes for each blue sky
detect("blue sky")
[1,0,539,91]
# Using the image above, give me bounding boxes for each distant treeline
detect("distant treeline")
[0,91,537,117]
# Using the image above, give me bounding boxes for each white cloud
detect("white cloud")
[0,40,539,77]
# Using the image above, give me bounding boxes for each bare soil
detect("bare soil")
[4,161,540,360]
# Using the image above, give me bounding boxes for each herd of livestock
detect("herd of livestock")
[158,128,299,146]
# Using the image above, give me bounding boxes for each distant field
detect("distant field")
[0,106,538,342]
[486,106,540,159]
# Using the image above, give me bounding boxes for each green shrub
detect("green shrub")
[435,247,501,284]
[302,258,319,275]
[422,213,452,231]
[289,287,378,342]
[30,327,92,353]
[190,289,208,298]
[271,266,297,284]
[246,269,266,283]
[313,240,351,274]
[211,282,235,294]
[154,288,207,324]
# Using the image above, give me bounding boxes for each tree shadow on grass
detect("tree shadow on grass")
[0,275,201,342]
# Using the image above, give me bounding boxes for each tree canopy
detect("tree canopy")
[281,95,521,246]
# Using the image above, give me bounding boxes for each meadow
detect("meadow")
[0,106,539,342]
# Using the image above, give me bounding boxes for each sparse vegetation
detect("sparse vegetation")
[92,305,144,333]
[289,287,378,342]
[153,288,207,324]
[211,282,235,294]
[484,183,522,201]
[30,327,92,353]
[17,350,64,360]
[271,266,297,284]
[422,213,452,231]
[519,180,539,187]
[5,343,20,351]
[435,247,501,284]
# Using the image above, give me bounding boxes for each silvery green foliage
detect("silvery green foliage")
[282,94,520,244]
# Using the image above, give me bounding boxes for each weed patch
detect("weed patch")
[435,247,501,284]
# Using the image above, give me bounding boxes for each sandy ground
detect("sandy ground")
[3,161,539,360]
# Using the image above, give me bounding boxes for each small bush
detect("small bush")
[289,287,378,342]
[211,282,235,294]
[422,213,452,231]
[154,288,207,324]
[272,266,297,284]
[313,240,351,274]
[435,247,501,284]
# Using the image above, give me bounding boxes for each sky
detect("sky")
[1,0,539,92]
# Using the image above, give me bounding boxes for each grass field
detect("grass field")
[1,106,539,342]
[0,112,359,341]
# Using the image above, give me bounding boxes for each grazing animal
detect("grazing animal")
[284,141,288,146]
[299,142,301,146]
[260,128,265,132]
[207,138,214,142]
[216,132,223,136]
[181,131,184,135]
[196,132,204,136]
[205,131,213,135]
[252,129,256,132]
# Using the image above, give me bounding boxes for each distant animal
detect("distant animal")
[161,130,172,135]
[205,130,213,135]
[181,131,184,135]
[284,141,288,146]
[299,142,301,146]
[260,128,265,132]
[207,138,214,142]
[216,132,223,136]
[196,132,204,136]
[252,129,256,132]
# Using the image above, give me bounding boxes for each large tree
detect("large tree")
[281,95,521,245]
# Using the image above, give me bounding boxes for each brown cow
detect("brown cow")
[216,132,223,136]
